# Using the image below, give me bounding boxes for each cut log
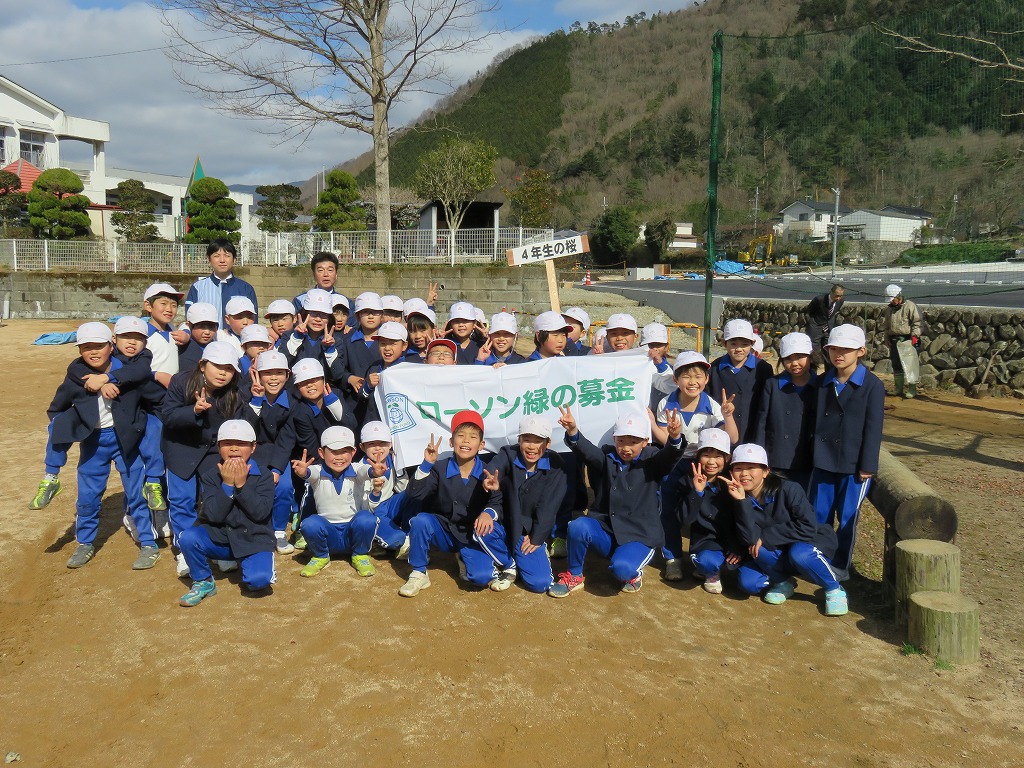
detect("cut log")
[908,590,980,664]
[895,539,960,634]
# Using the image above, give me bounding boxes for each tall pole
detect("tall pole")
[830,187,840,279]
[704,30,724,355]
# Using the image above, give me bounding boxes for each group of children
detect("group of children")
[36,242,883,616]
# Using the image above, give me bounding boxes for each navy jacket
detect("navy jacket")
[485,446,566,547]
[110,348,165,414]
[804,293,845,346]
[47,357,147,456]
[449,337,480,366]
[681,479,741,555]
[564,432,683,549]
[177,339,208,373]
[708,354,774,442]
[475,351,528,366]
[243,388,298,474]
[185,274,258,330]
[563,340,592,357]
[812,364,885,476]
[161,371,245,478]
[291,394,358,458]
[754,373,818,471]
[281,329,348,387]
[733,479,837,557]
[361,354,422,422]
[406,455,503,545]
[198,458,275,558]
[342,330,382,383]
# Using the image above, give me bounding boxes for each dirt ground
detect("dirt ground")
[1,319,1022,768]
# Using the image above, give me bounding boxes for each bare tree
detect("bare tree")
[158,0,505,255]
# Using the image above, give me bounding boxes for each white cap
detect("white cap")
[240,324,271,345]
[360,421,392,444]
[606,313,638,333]
[408,306,437,325]
[731,443,769,466]
[489,312,518,335]
[321,426,356,450]
[779,332,813,358]
[291,358,325,384]
[354,292,384,313]
[533,310,572,333]
[255,350,289,372]
[302,289,334,314]
[201,340,242,371]
[885,283,902,299]
[332,294,351,311]
[448,301,476,322]
[696,428,732,455]
[562,307,590,329]
[144,282,183,302]
[403,298,430,318]
[826,324,866,350]
[518,414,552,440]
[640,322,668,346]
[217,419,257,443]
[474,307,487,326]
[673,350,710,371]
[187,302,220,324]
[76,322,112,345]
[224,296,256,317]
[113,316,148,336]
[381,294,404,312]
[723,319,755,342]
[613,411,651,440]
[264,299,296,317]
[753,334,764,354]
[373,321,409,342]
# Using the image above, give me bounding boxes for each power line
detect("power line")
[0,36,234,67]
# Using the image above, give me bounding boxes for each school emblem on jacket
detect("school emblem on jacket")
[384,393,416,434]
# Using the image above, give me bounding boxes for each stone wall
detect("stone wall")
[842,240,908,265]
[723,298,1024,396]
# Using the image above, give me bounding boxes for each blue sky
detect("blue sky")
[2,0,691,186]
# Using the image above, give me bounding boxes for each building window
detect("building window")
[815,214,822,221]
[0,135,5,165]
[20,131,45,167]
[799,213,809,221]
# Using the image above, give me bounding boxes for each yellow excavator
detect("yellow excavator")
[736,234,797,266]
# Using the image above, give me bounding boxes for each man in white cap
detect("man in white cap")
[879,284,922,398]
[185,238,259,330]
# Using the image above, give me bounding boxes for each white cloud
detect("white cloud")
[551,0,692,24]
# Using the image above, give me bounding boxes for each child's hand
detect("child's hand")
[557,405,578,436]
[476,339,493,362]
[691,462,707,494]
[341,324,352,335]
[100,383,120,400]
[664,409,683,440]
[81,373,108,393]
[250,367,264,398]
[719,389,737,418]
[372,475,385,494]
[748,538,762,558]
[591,341,605,355]
[482,468,500,492]
[194,388,212,414]
[368,372,381,389]
[324,382,333,397]
[473,511,494,536]
[647,346,664,365]
[369,457,389,479]
[423,433,442,464]
[725,552,741,566]
[347,375,364,392]
[492,362,507,369]
[268,327,280,343]
[519,535,540,556]
[295,317,308,335]
[723,472,744,500]
[427,281,439,306]
[322,329,335,348]
[272,470,281,485]
[858,471,873,482]
[219,456,248,488]
[171,329,190,346]
[290,449,315,477]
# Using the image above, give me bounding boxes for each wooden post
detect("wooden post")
[545,260,561,314]
[908,591,980,664]
[895,539,960,635]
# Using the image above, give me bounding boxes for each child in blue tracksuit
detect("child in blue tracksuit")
[399,410,508,597]
[290,426,384,578]
[550,407,684,597]
[809,324,885,581]
[475,312,528,366]
[484,415,567,593]
[177,419,276,607]
[708,318,774,442]
[358,421,413,556]
[243,350,299,554]
[161,340,246,577]
[44,323,159,570]
[726,443,847,616]
[754,332,819,491]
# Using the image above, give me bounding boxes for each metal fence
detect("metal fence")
[0,228,554,273]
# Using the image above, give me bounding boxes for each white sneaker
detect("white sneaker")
[489,568,516,592]
[275,534,295,555]
[702,575,723,594]
[215,559,239,573]
[122,514,140,543]
[395,535,411,561]
[664,558,684,581]
[175,552,190,578]
[152,509,171,540]
[399,571,431,597]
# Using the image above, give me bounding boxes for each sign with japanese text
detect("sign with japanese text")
[375,350,652,467]
[506,234,590,266]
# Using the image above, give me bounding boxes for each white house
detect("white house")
[836,209,924,243]
[0,75,256,241]
[670,222,701,250]
[779,200,853,242]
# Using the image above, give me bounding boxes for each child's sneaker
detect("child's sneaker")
[275,534,296,555]
[215,559,239,573]
[395,535,411,561]
[763,578,797,605]
[702,575,723,594]
[300,556,331,578]
[29,477,62,510]
[122,514,141,543]
[175,552,190,578]
[548,571,584,598]
[132,546,161,570]
[456,553,468,582]
[369,539,387,558]
[548,537,567,558]
[293,532,307,551]
[152,509,172,540]
[179,578,217,607]
[351,554,376,577]
[621,574,643,593]
[66,543,95,569]
[399,570,431,597]
[489,567,517,592]
[664,558,684,581]
[825,587,849,616]
[142,481,168,512]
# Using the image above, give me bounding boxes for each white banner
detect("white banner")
[374,350,653,468]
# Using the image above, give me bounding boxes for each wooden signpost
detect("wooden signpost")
[507,234,590,314]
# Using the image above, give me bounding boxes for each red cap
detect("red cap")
[450,410,484,435]
[426,338,458,355]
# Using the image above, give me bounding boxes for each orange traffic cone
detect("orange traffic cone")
[584,270,592,285]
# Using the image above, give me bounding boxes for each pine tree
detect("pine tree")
[311,171,367,232]
[27,169,91,240]
[110,179,159,242]
[184,177,240,244]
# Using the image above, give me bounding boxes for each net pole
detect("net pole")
[704,30,724,355]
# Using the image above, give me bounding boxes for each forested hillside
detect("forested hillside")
[343,0,1024,241]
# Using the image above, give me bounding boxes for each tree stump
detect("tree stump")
[895,539,960,634]
[908,591,980,664]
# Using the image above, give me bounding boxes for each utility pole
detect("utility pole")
[830,187,841,279]
[752,186,760,235]
[704,30,724,355]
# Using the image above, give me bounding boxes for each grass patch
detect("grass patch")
[892,242,1013,266]
[934,659,955,671]
[901,642,925,656]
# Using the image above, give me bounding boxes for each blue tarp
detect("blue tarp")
[33,332,79,345]
[713,260,748,275]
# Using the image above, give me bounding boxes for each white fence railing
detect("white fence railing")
[0,228,554,273]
